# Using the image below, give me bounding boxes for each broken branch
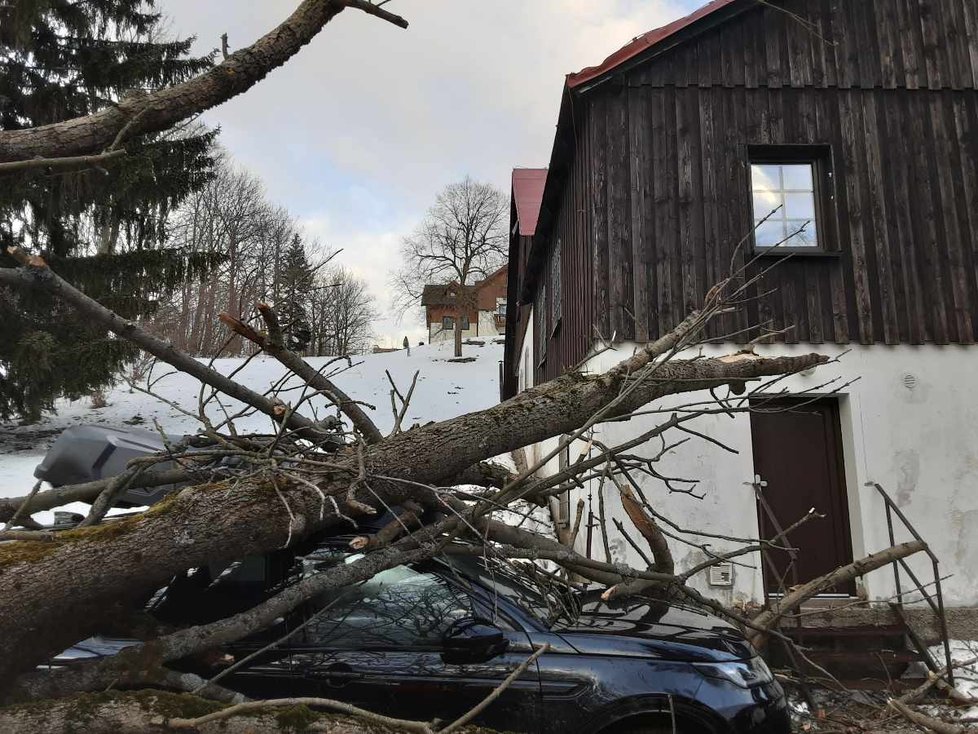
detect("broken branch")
[0,0,408,164]
[0,253,331,443]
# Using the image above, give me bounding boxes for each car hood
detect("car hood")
[551,593,755,662]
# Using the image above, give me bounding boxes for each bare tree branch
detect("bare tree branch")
[219,303,383,443]
[748,540,926,647]
[0,0,408,164]
[0,149,127,175]
[0,250,331,443]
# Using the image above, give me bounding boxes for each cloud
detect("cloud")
[300,213,422,349]
[160,0,696,345]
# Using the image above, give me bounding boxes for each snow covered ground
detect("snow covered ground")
[0,339,507,523]
[929,640,978,718]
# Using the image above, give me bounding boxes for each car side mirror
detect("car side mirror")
[441,616,508,664]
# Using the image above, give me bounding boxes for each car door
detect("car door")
[220,635,300,700]
[288,560,541,732]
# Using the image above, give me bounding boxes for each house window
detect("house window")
[442,316,455,330]
[551,239,562,332]
[497,300,506,317]
[749,146,832,252]
[460,315,470,330]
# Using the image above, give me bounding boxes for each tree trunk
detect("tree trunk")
[0,1,407,164]
[454,309,463,357]
[0,690,431,734]
[97,215,120,256]
[0,343,825,686]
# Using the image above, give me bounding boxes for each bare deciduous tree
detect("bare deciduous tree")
[393,177,507,356]
[309,267,377,356]
[150,153,376,358]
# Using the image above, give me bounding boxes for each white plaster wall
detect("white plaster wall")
[517,308,534,393]
[427,323,478,344]
[531,342,978,607]
[478,310,501,337]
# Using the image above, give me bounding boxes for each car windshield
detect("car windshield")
[294,548,474,649]
[442,552,580,627]
[295,545,580,629]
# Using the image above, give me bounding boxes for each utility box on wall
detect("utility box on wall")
[708,563,734,587]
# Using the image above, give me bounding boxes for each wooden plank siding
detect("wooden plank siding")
[529,106,594,385]
[569,0,978,349]
[510,0,978,396]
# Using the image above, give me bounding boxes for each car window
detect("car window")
[151,556,272,625]
[300,561,474,649]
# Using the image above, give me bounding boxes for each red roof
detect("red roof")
[567,0,738,89]
[511,168,547,236]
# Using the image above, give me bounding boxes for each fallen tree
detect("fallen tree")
[0,249,833,684]
[0,689,498,734]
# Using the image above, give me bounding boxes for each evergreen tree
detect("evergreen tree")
[277,234,315,353]
[0,0,219,421]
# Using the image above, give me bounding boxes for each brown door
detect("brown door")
[750,398,855,596]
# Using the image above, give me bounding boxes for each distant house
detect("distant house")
[504,0,978,613]
[421,265,508,344]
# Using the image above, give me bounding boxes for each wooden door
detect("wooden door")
[750,398,855,596]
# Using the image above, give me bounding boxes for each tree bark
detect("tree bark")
[219,304,383,443]
[454,311,463,358]
[0,252,330,443]
[888,699,972,734]
[618,483,674,574]
[0,468,190,524]
[0,1,407,164]
[0,690,439,734]
[748,540,926,646]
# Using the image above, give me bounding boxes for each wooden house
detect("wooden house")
[503,0,978,609]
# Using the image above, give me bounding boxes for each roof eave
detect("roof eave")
[524,0,758,302]
[566,0,751,93]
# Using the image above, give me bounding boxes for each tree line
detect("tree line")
[147,152,376,359]
[0,0,376,423]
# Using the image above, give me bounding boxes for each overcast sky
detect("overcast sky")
[159,0,697,347]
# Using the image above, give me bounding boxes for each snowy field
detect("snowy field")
[0,339,506,523]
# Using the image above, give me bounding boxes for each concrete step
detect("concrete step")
[770,625,926,687]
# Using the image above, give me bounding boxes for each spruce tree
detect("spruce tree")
[0,0,219,421]
[277,235,315,353]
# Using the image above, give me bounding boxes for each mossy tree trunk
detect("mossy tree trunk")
[0,332,826,687]
[0,690,456,734]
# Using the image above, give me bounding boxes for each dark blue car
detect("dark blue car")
[108,542,789,734]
